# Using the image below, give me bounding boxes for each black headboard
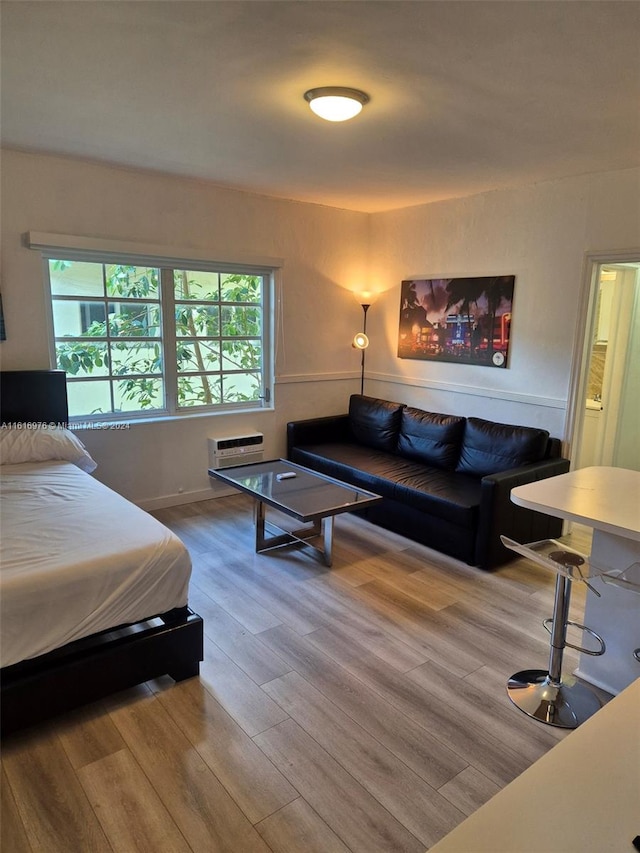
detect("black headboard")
[0,370,69,426]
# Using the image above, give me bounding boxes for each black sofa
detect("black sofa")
[287,394,570,569]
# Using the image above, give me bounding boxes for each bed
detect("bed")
[0,370,203,736]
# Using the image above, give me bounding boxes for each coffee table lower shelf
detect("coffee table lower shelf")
[255,501,334,565]
[208,459,382,567]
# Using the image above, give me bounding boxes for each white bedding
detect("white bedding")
[0,461,192,668]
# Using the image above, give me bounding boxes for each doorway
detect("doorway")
[567,253,640,472]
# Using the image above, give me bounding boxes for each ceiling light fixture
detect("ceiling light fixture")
[304,87,369,122]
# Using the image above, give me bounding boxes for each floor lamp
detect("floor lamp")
[352,303,370,395]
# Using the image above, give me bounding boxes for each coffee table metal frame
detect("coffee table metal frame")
[208,459,382,566]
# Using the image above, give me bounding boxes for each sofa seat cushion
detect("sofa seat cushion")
[392,467,481,527]
[456,417,550,477]
[291,443,402,499]
[291,442,481,527]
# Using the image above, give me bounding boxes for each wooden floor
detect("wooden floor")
[2,497,602,853]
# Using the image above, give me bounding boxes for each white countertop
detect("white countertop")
[511,466,640,541]
[428,678,640,853]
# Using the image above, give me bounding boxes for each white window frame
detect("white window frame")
[31,233,280,423]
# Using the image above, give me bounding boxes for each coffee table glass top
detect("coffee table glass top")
[208,459,381,522]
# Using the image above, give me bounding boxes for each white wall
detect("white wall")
[0,149,369,504]
[2,149,639,504]
[366,168,640,438]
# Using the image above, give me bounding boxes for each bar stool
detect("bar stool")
[501,536,606,729]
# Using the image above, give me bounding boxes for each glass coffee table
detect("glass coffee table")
[208,459,382,566]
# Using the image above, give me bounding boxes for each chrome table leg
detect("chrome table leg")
[253,500,333,566]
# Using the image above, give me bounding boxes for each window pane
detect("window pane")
[108,302,161,337]
[222,373,261,402]
[220,274,261,303]
[80,301,108,334]
[67,380,112,417]
[52,300,107,338]
[110,341,162,375]
[114,378,164,413]
[176,341,220,373]
[49,260,104,297]
[105,265,159,298]
[175,305,219,337]
[221,305,261,336]
[174,270,219,301]
[177,375,221,408]
[221,340,261,371]
[56,342,109,377]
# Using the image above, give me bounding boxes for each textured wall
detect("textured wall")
[2,149,639,502]
[367,168,640,438]
[0,150,369,503]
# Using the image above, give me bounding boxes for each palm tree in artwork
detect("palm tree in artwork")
[445,277,514,361]
[485,276,514,358]
[445,278,486,355]
[400,281,430,340]
[445,278,486,322]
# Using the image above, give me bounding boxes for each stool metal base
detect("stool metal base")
[507,669,602,729]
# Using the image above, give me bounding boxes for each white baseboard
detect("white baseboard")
[137,485,236,511]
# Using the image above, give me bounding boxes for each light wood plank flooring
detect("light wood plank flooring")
[2,497,604,852]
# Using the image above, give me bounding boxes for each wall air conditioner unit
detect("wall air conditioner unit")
[208,433,264,469]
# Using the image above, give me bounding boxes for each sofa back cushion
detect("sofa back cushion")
[456,417,550,477]
[349,395,405,452]
[398,407,465,470]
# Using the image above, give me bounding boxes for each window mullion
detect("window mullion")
[161,268,178,413]
[103,265,117,416]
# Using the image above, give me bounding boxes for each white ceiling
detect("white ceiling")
[2,1,639,213]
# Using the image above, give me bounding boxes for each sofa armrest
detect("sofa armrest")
[286,414,350,457]
[475,456,571,569]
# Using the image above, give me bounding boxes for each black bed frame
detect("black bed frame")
[0,370,204,736]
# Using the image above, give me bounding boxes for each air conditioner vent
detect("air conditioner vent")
[208,433,264,469]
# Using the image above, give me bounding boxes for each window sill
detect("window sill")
[70,405,275,430]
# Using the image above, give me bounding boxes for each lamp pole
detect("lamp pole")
[360,303,370,395]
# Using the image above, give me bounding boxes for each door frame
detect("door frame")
[565,248,640,467]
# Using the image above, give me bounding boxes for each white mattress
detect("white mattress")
[0,461,192,668]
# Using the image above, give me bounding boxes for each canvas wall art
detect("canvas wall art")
[398,275,515,367]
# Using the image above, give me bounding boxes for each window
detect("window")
[46,257,272,420]
[79,301,105,334]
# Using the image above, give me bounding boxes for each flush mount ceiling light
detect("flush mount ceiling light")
[304,87,369,122]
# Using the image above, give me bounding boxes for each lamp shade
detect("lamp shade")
[352,332,369,350]
[353,290,379,306]
[304,87,369,122]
